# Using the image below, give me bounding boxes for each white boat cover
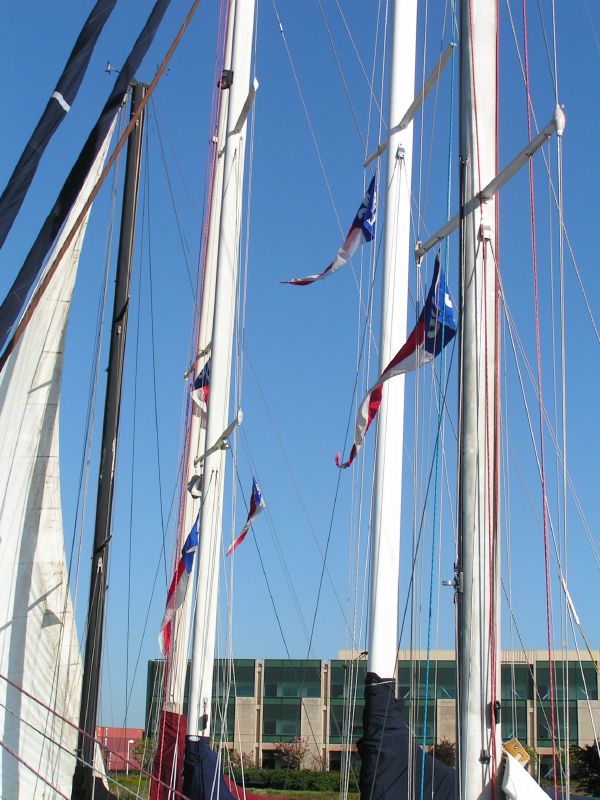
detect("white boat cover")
[503,753,549,800]
[0,121,115,798]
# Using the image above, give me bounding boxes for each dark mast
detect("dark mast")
[72,81,147,800]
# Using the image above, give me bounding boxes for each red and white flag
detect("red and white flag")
[226,478,266,556]
[158,514,199,655]
[283,175,377,286]
[336,257,457,469]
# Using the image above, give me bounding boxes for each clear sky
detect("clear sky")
[1,0,599,730]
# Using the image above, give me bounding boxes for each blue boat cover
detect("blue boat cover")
[358,672,456,800]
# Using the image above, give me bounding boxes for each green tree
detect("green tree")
[132,737,156,772]
[428,739,456,768]
[570,744,600,795]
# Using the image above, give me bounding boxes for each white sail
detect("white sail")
[0,120,116,798]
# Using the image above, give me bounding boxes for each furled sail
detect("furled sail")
[0,0,117,248]
[0,120,116,798]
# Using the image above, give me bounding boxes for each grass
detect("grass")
[104,774,360,800]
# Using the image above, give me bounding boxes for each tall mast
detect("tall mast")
[163,0,237,721]
[456,0,500,797]
[73,82,147,800]
[367,0,417,686]
[185,0,256,742]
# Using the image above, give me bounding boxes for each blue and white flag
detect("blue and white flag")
[226,479,266,556]
[337,256,457,468]
[283,174,377,286]
[158,514,200,655]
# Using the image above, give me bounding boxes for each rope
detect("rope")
[521,2,558,792]
[0,0,205,373]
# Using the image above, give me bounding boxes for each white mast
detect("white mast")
[456,0,501,798]
[164,1,236,719]
[367,0,418,681]
[186,0,256,739]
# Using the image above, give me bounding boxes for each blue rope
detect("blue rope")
[419,32,456,800]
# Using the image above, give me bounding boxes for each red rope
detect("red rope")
[0,739,70,799]
[521,2,558,797]
[0,672,187,798]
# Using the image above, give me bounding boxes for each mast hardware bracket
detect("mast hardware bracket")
[494,699,502,724]
[396,145,406,161]
[363,43,453,168]
[219,69,234,90]
[479,749,491,764]
[479,221,493,242]
[415,105,565,261]
[194,409,243,466]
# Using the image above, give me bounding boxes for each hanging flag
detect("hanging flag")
[0,0,118,248]
[283,174,377,286]
[336,256,457,469]
[158,514,200,656]
[226,478,266,556]
[191,357,211,420]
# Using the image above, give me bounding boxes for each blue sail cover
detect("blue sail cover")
[358,673,456,800]
[0,0,118,248]
[182,737,237,800]
[0,0,173,352]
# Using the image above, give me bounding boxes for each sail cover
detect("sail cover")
[0,0,117,248]
[0,0,173,353]
[358,672,455,800]
[0,122,115,798]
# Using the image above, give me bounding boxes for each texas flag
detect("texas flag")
[226,478,266,556]
[158,515,200,655]
[283,174,377,286]
[191,357,211,421]
[336,256,457,469]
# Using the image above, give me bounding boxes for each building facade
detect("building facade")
[146,650,600,769]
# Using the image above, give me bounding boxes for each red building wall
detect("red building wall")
[96,726,145,772]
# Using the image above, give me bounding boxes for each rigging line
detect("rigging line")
[333,0,385,124]
[316,0,366,152]
[582,0,600,53]
[230,479,324,785]
[533,0,558,96]
[0,672,187,798]
[500,287,600,570]
[146,150,169,584]
[150,98,203,229]
[271,2,383,314]
[0,740,69,800]
[0,0,205,373]
[242,348,366,642]
[148,99,196,295]
[68,106,128,614]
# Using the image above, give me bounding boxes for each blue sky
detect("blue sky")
[1,0,599,730]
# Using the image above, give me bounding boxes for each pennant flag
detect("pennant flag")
[283,174,377,286]
[336,256,457,469]
[191,357,211,419]
[226,479,266,556]
[158,514,200,656]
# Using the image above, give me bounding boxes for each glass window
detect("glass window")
[329,700,364,743]
[263,660,321,698]
[536,701,577,747]
[501,700,528,741]
[329,660,367,701]
[536,662,598,702]
[212,696,235,742]
[397,661,456,700]
[501,664,533,701]
[400,700,436,745]
[262,698,301,741]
